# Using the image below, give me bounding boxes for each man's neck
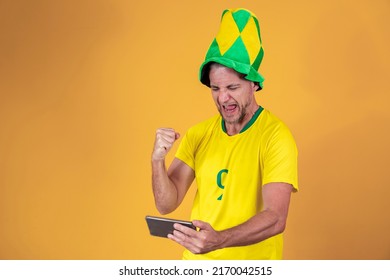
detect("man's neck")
[224,105,261,136]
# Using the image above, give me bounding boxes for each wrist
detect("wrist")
[218,229,232,249]
[151,153,165,162]
[151,157,167,173]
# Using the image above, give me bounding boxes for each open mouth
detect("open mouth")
[222,104,238,113]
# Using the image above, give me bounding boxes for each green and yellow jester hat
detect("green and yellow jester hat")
[199,8,265,90]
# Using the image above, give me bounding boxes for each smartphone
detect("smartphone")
[145,215,196,238]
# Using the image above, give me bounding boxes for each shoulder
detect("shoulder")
[256,109,297,147]
[186,115,221,137]
[258,109,293,134]
[177,115,221,157]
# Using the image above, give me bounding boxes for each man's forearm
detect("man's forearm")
[219,182,292,249]
[151,159,179,215]
[219,209,285,249]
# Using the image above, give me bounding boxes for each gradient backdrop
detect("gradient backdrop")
[1,0,389,259]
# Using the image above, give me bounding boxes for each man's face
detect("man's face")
[209,65,258,126]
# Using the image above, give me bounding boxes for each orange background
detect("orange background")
[0,0,389,259]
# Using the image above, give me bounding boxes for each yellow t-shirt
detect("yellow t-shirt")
[175,107,298,260]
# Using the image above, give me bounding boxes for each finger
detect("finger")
[169,231,202,254]
[157,134,175,146]
[173,223,197,237]
[157,128,177,138]
[154,129,177,150]
[155,139,173,154]
[169,229,190,245]
[167,233,179,242]
[156,130,178,146]
[156,130,175,141]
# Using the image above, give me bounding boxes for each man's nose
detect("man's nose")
[218,89,231,103]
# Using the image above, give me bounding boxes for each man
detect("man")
[151,8,298,260]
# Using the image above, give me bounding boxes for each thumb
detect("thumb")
[192,220,211,230]
[175,132,180,140]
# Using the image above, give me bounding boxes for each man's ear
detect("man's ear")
[252,82,259,92]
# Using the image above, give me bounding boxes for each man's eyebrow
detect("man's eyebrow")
[227,83,240,88]
[210,83,241,89]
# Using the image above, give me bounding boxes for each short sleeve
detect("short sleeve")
[175,129,196,170]
[262,123,299,191]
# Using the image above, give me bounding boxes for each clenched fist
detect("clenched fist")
[152,128,180,161]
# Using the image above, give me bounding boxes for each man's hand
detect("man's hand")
[152,128,180,161]
[168,220,227,254]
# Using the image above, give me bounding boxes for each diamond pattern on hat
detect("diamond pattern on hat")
[215,9,261,65]
[215,11,240,55]
[232,9,251,32]
[224,36,250,65]
[241,16,261,65]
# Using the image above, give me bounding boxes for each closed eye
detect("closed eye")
[227,85,240,91]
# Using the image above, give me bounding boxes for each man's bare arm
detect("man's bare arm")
[151,128,194,214]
